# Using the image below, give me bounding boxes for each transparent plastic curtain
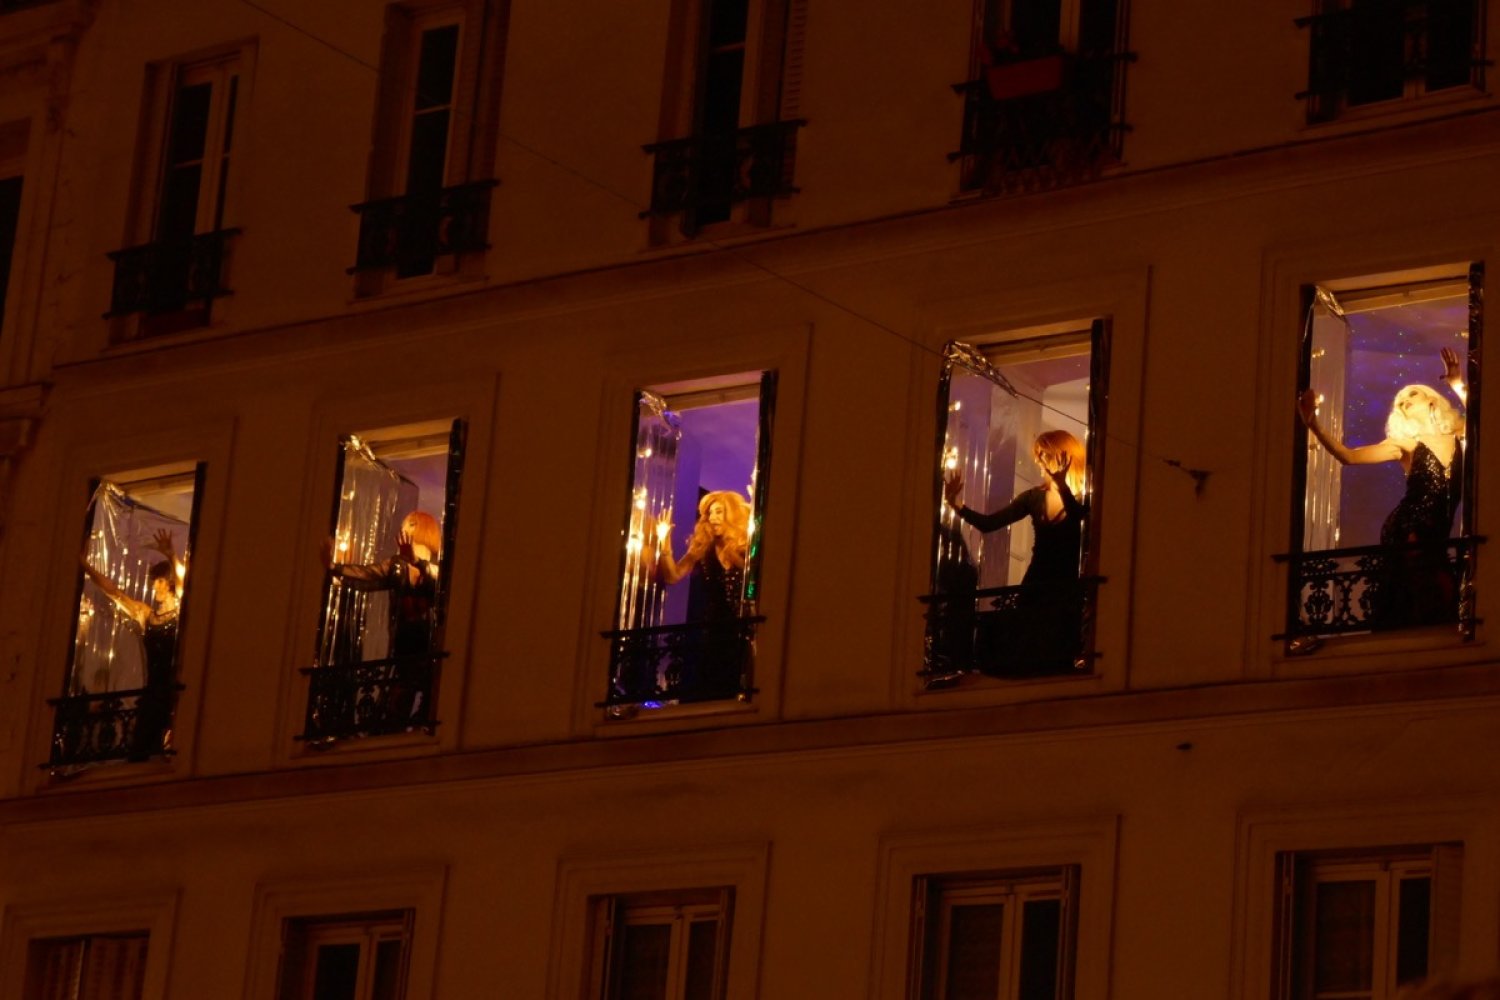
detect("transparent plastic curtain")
[935,342,1020,592]
[72,483,190,695]
[618,391,682,631]
[739,371,775,613]
[320,437,418,666]
[1303,286,1349,552]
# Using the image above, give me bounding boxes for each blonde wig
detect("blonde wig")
[687,490,752,567]
[1386,384,1464,441]
[1033,429,1088,495]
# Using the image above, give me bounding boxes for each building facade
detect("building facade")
[0,0,1499,997]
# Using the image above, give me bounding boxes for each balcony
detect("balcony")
[1297,0,1485,122]
[949,51,1132,194]
[920,580,1099,683]
[47,685,179,770]
[641,120,806,230]
[105,228,238,318]
[349,179,497,275]
[602,616,763,709]
[298,653,443,744]
[1276,537,1481,645]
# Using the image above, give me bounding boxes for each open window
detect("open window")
[1272,845,1461,1000]
[949,0,1132,194]
[604,371,776,713]
[922,325,1108,686]
[109,49,245,335]
[1297,0,1485,123]
[26,933,149,1000]
[48,465,203,773]
[301,419,466,744]
[585,889,733,1000]
[277,912,412,1000]
[1282,265,1481,649]
[910,868,1078,1000]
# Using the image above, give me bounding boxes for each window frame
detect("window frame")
[277,911,414,1000]
[587,888,734,1000]
[0,891,177,1000]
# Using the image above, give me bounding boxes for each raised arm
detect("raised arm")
[945,470,1033,532]
[657,532,704,585]
[1298,390,1403,466]
[1441,346,1468,406]
[79,558,150,628]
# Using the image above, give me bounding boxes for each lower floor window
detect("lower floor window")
[1275,844,1461,1000]
[277,912,412,1000]
[588,889,733,1000]
[26,932,149,1000]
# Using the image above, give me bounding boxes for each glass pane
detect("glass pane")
[701,49,745,136]
[78,935,149,1000]
[683,918,721,1000]
[166,82,212,165]
[0,175,22,330]
[1395,876,1432,985]
[619,392,683,633]
[156,164,203,243]
[1313,880,1376,994]
[706,0,749,49]
[69,475,195,758]
[405,109,452,197]
[1347,0,1406,105]
[943,903,1004,1000]
[1018,898,1063,1000]
[370,938,406,1000]
[414,25,460,112]
[1425,0,1475,90]
[311,943,361,1000]
[614,922,672,1000]
[1009,0,1063,58]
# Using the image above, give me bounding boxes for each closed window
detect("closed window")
[1274,845,1461,1000]
[278,913,412,1000]
[303,419,466,744]
[587,890,733,1000]
[911,868,1078,1000]
[1285,265,1481,648]
[51,466,203,771]
[606,372,775,712]
[26,933,149,1000]
[924,325,1108,685]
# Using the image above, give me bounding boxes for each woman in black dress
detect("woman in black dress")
[654,490,753,698]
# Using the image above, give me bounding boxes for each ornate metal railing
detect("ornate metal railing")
[298,654,443,744]
[602,616,763,708]
[349,179,497,274]
[949,51,1132,194]
[47,686,179,769]
[1276,537,1481,644]
[919,579,1100,684]
[105,228,239,318]
[1296,0,1486,120]
[641,120,806,223]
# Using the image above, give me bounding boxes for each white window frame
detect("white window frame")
[279,913,413,1000]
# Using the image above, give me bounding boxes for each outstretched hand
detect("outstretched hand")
[1046,453,1072,488]
[1442,346,1464,386]
[148,529,175,559]
[943,471,964,508]
[397,531,416,564]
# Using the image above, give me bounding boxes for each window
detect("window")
[25,933,149,1000]
[0,119,25,341]
[302,420,465,744]
[643,0,806,237]
[109,51,244,333]
[586,890,733,1000]
[278,913,412,1000]
[49,466,203,772]
[1273,845,1460,1000]
[605,372,775,713]
[1298,0,1485,123]
[351,1,502,282]
[1283,265,1481,648]
[923,326,1108,685]
[950,0,1132,193]
[911,869,1077,1000]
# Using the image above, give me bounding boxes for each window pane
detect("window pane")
[166,82,212,166]
[1347,0,1406,106]
[1018,898,1063,1000]
[310,943,360,1000]
[1425,0,1475,90]
[414,25,459,112]
[683,918,721,1000]
[706,0,749,49]
[405,109,452,197]
[1009,0,1063,57]
[78,935,150,1000]
[1395,876,1432,986]
[1313,880,1376,994]
[614,922,672,1000]
[156,164,203,243]
[943,903,1004,1000]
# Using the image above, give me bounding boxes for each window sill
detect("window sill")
[286,726,443,765]
[346,266,488,308]
[39,752,177,793]
[1298,86,1493,139]
[639,219,797,254]
[592,695,760,736]
[1271,622,1487,677]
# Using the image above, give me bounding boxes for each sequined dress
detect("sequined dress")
[1376,438,1461,629]
[1380,439,1461,547]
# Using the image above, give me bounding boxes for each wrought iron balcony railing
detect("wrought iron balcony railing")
[1297,0,1486,120]
[949,51,1132,194]
[641,120,806,224]
[1276,537,1481,644]
[919,579,1100,684]
[298,653,443,744]
[602,616,763,709]
[47,685,180,769]
[349,179,497,274]
[105,228,239,318]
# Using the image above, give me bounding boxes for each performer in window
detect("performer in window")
[942,429,1087,673]
[77,529,181,758]
[1298,348,1467,627]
